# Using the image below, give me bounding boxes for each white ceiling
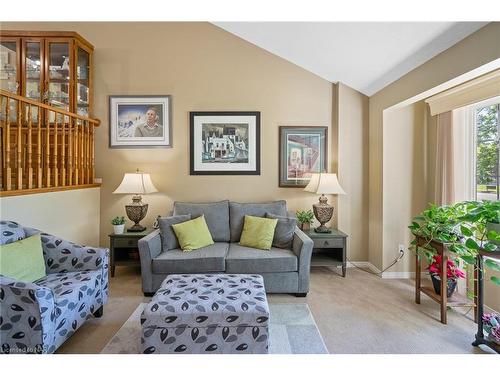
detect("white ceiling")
[213,22,488,96]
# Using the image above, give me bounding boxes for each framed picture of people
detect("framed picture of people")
[109,95,172,148]
[279,126,328,187]
[190,111,261,175]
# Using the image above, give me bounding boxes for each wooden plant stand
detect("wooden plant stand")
[414,236,477,324]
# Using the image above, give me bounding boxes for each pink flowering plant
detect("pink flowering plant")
[428,254,466,280]
[490,326,500,344]
[482,313,500,333]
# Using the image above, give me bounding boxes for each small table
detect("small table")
[414,236,477,325]
[305,228,347,277]
[109,229,154,277]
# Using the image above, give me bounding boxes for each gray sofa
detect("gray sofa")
[138,200,314,296]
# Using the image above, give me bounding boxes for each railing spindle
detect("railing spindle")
[45,109,51,187]
[53,113,59,187]
[16,101,23,189]
[90,123,95,184]
[36,105,42,188]
[27,104,33,189]
[4,97,12,190]
[61,115,66,186]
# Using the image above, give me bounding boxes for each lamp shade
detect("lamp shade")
[304,173,346,195]
[113,172,158,195]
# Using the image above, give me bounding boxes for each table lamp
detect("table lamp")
[113,169,158,232]
[304,173,346,233]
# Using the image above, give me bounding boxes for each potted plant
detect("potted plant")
[409,201,500,288]
[483,313,500,345]
[296,209,315,231]
[111,216,126,234]
[428,254,465,297]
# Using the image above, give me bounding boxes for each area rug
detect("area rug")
[101,303,328,354]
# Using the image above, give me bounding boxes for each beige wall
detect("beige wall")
[382,101,428,274]
[334,83,369,261]
[0,22,340,247]
[0,188,101,247]
[369,22,500,271]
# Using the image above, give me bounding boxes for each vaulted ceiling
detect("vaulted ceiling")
[213,22,488,96]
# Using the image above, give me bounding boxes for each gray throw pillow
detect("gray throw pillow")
[266,212,297,249]
[173,200,230,242]
[158,215,191,251]
[229,201,287,242]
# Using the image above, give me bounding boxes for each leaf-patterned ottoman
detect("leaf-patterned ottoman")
[141,274,269,354]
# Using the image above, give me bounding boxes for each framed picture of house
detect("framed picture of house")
[190,111,261,175]
[279,126,328,187]
[109,95,172,148]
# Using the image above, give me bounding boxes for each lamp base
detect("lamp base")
[314,225,332,233]
[127,224,146,232]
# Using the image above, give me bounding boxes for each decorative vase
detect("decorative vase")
[113,224,125,234]
[301,222,310,231]
[430,273,457,297]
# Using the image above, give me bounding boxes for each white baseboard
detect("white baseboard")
[345,261,428,279]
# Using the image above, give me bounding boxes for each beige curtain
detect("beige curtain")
[434,107,475,205]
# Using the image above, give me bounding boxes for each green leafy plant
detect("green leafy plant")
[111,216,126,225]
[409,201,500,286]
[296,210,315,224]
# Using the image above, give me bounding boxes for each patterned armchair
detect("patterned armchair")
[0,221,109,354]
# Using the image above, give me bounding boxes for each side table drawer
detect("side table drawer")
[114,237,139,248]
[312,237,344,249]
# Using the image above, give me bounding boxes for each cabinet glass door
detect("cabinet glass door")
[0,40,19,94]
[76,46,90,116]
[0,40,20,121]
[24,41,43,101]
[47,41,71,112]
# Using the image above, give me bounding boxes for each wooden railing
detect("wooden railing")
[0,90,100,196]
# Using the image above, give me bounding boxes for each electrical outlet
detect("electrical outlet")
[398,244,405,254]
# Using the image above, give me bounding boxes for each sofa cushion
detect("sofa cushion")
[0,220,26,245]
[158,214,191,251]
[172,215,214,251]
[229,201,287,242]
[266,212,297,249]
[173,200,230,242]
[152,242,229,274]
[225,243,298,273]
[239,215,278,250]
[0,234,46,282]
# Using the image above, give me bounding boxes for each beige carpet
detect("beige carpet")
[56,266,496,354]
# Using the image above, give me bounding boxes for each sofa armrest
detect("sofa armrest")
[138,229,162,294]
[0,275,56,354]
[292,227,314,293]
[39,232,108,274]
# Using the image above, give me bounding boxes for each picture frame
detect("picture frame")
[190,111,261,175]
[279,126,328,187]
[109,95,172,148]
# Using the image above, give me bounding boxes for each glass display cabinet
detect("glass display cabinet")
[0,31,94,118]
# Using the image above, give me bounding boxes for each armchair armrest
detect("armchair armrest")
[138,230,162,294]
[39,233,108,274]
[292,227,314,293]
[0,275,55,354]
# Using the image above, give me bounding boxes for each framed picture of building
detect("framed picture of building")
[190,111,261,175]
[109,95,172,148]
[279,126,328,187]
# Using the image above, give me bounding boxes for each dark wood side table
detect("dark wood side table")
[109,229,154,277]
[305,228,348,277]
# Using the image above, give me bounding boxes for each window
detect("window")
[475,97,500,201]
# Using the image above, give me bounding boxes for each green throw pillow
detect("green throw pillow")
[0,234,46,282]
[239,215,278,250]
[172,215,214,251]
